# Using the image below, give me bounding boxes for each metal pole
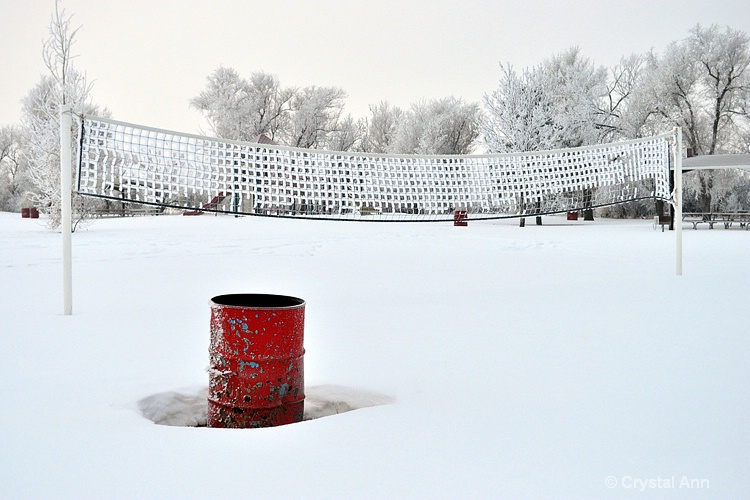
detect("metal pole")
[61,105,73,314]
[675,127,683,276]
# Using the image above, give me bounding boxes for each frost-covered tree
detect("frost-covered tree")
[483,29,750,217]
[600,54,665,141]
[600,26,750,214]
[360,101,403,153]
[482,64,558,153]
[483,48,608,219]
[386,107,421,154]
[542,47,609,148]
[0,125,30,212]
[284,85,348,149]
[21,1,107,229]
[483,48,608,153]
[652,25,749,155]
[683,168,750,212]
[647,24,750,211]
[190,67,293,142]
[420,97,480,154]
[387,97,480,154]
[736,123,750,152]
[325,114,365,152]
[192,69,360,150]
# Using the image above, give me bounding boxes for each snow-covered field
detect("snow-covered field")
[1,212,747,499]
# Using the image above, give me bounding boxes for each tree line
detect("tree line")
[189,67,480,155]
[1,1,749,227]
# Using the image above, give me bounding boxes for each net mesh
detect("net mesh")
[77,116,675,221]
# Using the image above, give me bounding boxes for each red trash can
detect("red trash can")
[208,294,305,428]
[21,208,30,218]
[29,208,39,219]
[454,210,468,226]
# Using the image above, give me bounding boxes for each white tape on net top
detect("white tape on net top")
[77,116,674,220]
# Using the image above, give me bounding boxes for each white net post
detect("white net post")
[61,105,73,315]
[674,127,683,276]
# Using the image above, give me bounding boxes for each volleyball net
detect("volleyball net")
[76,115,676,221]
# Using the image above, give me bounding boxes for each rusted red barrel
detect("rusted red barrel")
[21,208,30,218]
[208,294,305,428]
[29,208,39,219]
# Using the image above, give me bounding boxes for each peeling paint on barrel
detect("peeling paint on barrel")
[207,294,305,428]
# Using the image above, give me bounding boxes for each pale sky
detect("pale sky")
[2,0,749,135]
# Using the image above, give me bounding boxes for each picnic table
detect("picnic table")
[682,212,750,230]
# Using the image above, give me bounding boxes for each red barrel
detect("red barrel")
[454,210,468,226]
[21,208,30,218]
[208,294,305,428]
[29,208,39,219]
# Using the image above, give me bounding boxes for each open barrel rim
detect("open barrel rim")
[210,293,305,309]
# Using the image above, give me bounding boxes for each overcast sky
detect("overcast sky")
[2,0,749,135]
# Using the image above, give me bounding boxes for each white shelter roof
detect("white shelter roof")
[682,154,750,171]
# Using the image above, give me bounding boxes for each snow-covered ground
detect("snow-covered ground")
[1,212,747,499]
